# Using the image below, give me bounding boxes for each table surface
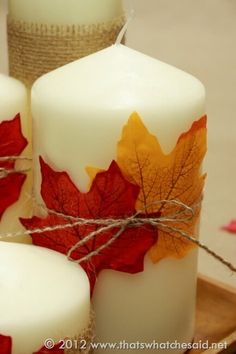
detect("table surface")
[0,0,236,288]
[194,275,236,353]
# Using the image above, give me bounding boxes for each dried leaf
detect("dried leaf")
[85,166,103,185]
[0,114,27,219]
[34,343,64,353]
[0,335,12,354]
[21,158,157,293]
[117,112,207,262]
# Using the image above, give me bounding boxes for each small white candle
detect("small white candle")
[8,0,123,25]
[0,242,90,354]
[0,74,31,241]
[32,44,206,353]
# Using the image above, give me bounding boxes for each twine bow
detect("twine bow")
[0,156,235,274]
[42,199,236,272]
[1,196,233,273]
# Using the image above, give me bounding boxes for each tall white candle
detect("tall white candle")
[8,0,123,24]
[0,242,90,354]
[32,44,206,353]
[0,74,31,241]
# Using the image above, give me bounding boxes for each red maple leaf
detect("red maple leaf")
[0,333,64,354]
[21,158,157,293]
[0,335,12,354]
[0,114,28,219]
[34,343,64,353]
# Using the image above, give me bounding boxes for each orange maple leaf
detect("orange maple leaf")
[117,112,207,262]
[86,166,104,187]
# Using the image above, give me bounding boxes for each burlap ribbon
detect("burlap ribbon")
[7,15,125,87]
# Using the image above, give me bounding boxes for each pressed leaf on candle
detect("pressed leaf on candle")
[0,334,64,354]
[86,165,104,186]
[0,335,12,354]
[117,113,207,262]
[0,114,27,219]
[21,158,157,292]
[34,343,64,353]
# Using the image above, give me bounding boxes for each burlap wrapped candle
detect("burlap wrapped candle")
[7,0,125,86]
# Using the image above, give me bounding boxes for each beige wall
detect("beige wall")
[1,0,236,287]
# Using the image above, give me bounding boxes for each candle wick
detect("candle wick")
[115,7,135,45]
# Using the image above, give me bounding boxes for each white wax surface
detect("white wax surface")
[32,44,206,353]
[32,45,205,192]
[8,0,123,25]
[94,252,198,354]
[0,74,31,241]
[0,74,27,132]
[0,242,90,354]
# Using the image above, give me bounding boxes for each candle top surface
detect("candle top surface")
[0,242,90,329]
[9,0,123,25]
[33,44,205,120]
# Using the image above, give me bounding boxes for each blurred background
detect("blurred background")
[0,0,236,287]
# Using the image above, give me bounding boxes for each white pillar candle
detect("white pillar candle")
[0,74,31,242]
[8,0,123,25]
[0,242,90,354]
[32,44,206,353]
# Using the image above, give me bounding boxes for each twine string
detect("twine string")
[69,226,127,265]
[67,211,236,273]
[0,194,235,274]
[37,198,198,223]
[66,200,199,262]
[0,157,235,274]
[0,156,32,162]
[0,156,32,178]
[154,223,236,272]
[0,167,31,178]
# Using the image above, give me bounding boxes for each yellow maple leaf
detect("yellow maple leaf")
[117,112,207,262]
